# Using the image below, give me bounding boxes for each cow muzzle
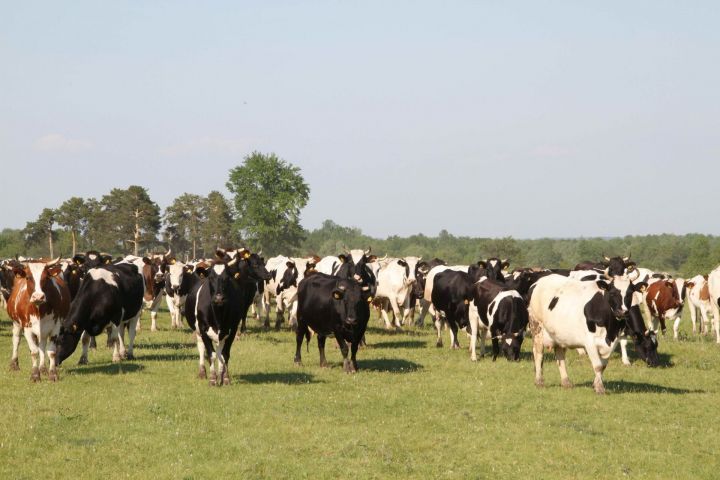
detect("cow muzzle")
[212,294,225,306]
[30,292,46,305]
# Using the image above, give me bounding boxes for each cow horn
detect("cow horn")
[603,254,611,261]
[623,255,631,262]
[166,248,173,258]
[365,246,372,255]
[342,244,350,254]
[228,257,238,267]
[46,257,60,266]
[256,249,262,256]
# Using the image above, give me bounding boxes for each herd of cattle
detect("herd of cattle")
[2,248,720,394]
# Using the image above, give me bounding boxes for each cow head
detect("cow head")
[237,248,272,281]
[331,279,362,326]
[14,259,62,306]
[484,258,508,281]
[468,261,489,282]
[277,261,299,294]
[602,254,634,277]
[397,256,421,286]
[501,331,525,362]
[166,260,193,296]
[208,259,237,307]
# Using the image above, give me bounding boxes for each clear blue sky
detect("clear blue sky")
[1,1,718,238]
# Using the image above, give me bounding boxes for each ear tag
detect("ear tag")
[243,252,251,259]
[234,272,240,279]
[105,259,111,264]
[72,270,78,275]
[464,299,470,305]
[333,292,342,299]
[170,259,176,265]
[72,324,78,332]
[367,296,373,303]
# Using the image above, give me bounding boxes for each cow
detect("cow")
[61,260,84,300]
[6,259,71,381]
[528,273,640,394]
[165,259,195,329]
[483,258,510,282]
[706,266,720,344]
[429,269,475,349]
[617,281,659,366]
[469,277,529,362]
[414,258,446,326]
[374,256,423,329]
[685,275,712,337]
[294,272,371,372]
[1,259,21,308]
[574,255,634,277]
[55,262,145,366]
[271,257,314,330]
[184,249,271,386]
[646,280,683,335]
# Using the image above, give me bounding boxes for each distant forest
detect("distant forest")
[2,220,719,278]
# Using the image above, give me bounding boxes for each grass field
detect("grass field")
[1,307,719,479]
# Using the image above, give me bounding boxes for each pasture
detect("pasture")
[0,307,718,479]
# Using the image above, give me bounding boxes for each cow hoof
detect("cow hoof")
[594,387,606,395]
[209,376,217,387]
[470,355,477,362]
[112,356,121,363]
[622,361,631,366]
[31,368,41,382]
[40,365,48,375]
[561,379,573,389]
[48,371,58,382]
[78,356,88,365]
[343,359,352,372]
[198,367,206,379]
[126,352,135,361]
[9,359,19,371]
[436,341,443,348]
[222,375,230,386]
[319,362,329,368]
[294,360,302,367]
[151,327,158,332]
[451,344,460,350]
[535,379,544,388]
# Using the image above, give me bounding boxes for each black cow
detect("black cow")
[62,261,84,300]
[574,255,634,277]
[184,249,270,386]
[55,262,144,366]
[430,270,475,348]
[414,258,446,326]
[482,258,509,282]
[470,278,529,361]
[1,259,21,303]
[294,272,371,372]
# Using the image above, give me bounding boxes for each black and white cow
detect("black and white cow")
[574,255,635,278]
[184,249,271,386]
[528,273,642,394]
[414,258,446,326]
[294,272,371,372]
[428,269,475,349]
[164,259,195,329]
[55,262,145,366]
[469,277,529,362]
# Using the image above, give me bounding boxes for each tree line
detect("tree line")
[3,152,720,278]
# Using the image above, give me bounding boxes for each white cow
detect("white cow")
[706,267,720,343]
[261,255,313,329]
[374,257,422,329]
[529,274,634,394]
[685,275,712,337]
[165,260,191,329]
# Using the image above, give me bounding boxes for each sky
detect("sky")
[1,1,719,239]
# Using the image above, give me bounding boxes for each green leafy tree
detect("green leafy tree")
[100,186,161,255]
[227,152,310,254]
[55,197,89,256]
[23,208,57,258]
[203,191,236,252]
[164,193,207,259]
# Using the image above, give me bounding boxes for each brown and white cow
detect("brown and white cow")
[6,259,71,382]
[646,280,682,335]
[683,275,711,337]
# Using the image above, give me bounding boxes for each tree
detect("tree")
[164,193,207,259]
[55,197,89,256]
[23,208,57,258]
[203,191,236,252]
[100,186,161,255]
[226,152,310,254]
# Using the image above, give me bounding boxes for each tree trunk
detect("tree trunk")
[71,229,77,256]
[48,230,54,258]
[192,237,196,260]
[134,209,140,256]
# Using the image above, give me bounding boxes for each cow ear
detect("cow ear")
[142,257,152,265]
[501,259,510,269]
[338,255,347,263]
[332,289,344,300]
[397,259,408,267]
[13,266,26,278]
[634,282,648,292]
[286,261,295,268]
[73,254,85,265]
[596,280,610,291]
[477,261,487,268]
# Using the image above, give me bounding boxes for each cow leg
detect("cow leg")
[620,338,631,366]
[78,331,90,365]
[294,322,308,366]
[125,317,138,360]
[416,300,429,327]
[38,334,48,376]
[554,346,572,388]
[700,304,711,338]
[217,338,229,386]
[261,292,271,330]
[47,335,58,382]
[390,300,403,329]
[711,307,720,344]
[532,328,545,388]
[317,335,329,367]
[288,301,299,331]
[659,317,667,335]
[151,308,159,332]
[195,331,207,379]
[478,326,488,358]
[380,301,393,329]
[469,313,478,361]
[274,300,286,332]
[583,338,607,394]
[89,335,97,350]
[689,305,698,335]
[9,321,21,370]
[110,325,122,363]
[448,322,460,349]
[434,313,443,348]
[350,340,360,371]
[117,323,128,359]
[335,334,354,373]
[23,328,41,382]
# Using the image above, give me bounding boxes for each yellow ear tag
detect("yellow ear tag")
[464,299,469,305]
[170,259,176,265]
[243,252,251,259]
[367,296,373,303]
[333,292,342,299]
[234,272,240,279]
[72,324,78,332]
[72,270,77,275]
[105,260,111,264]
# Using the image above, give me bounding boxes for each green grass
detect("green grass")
[0,307,719,479]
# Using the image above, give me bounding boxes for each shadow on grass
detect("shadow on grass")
[132,340,195,350]
[237,371,321,384]
[577,380,704,394]
[361,358,422,373]
[371,340,427,349]
[139,352,196,361]
[365,326,426,337]
[67,362,144,375]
